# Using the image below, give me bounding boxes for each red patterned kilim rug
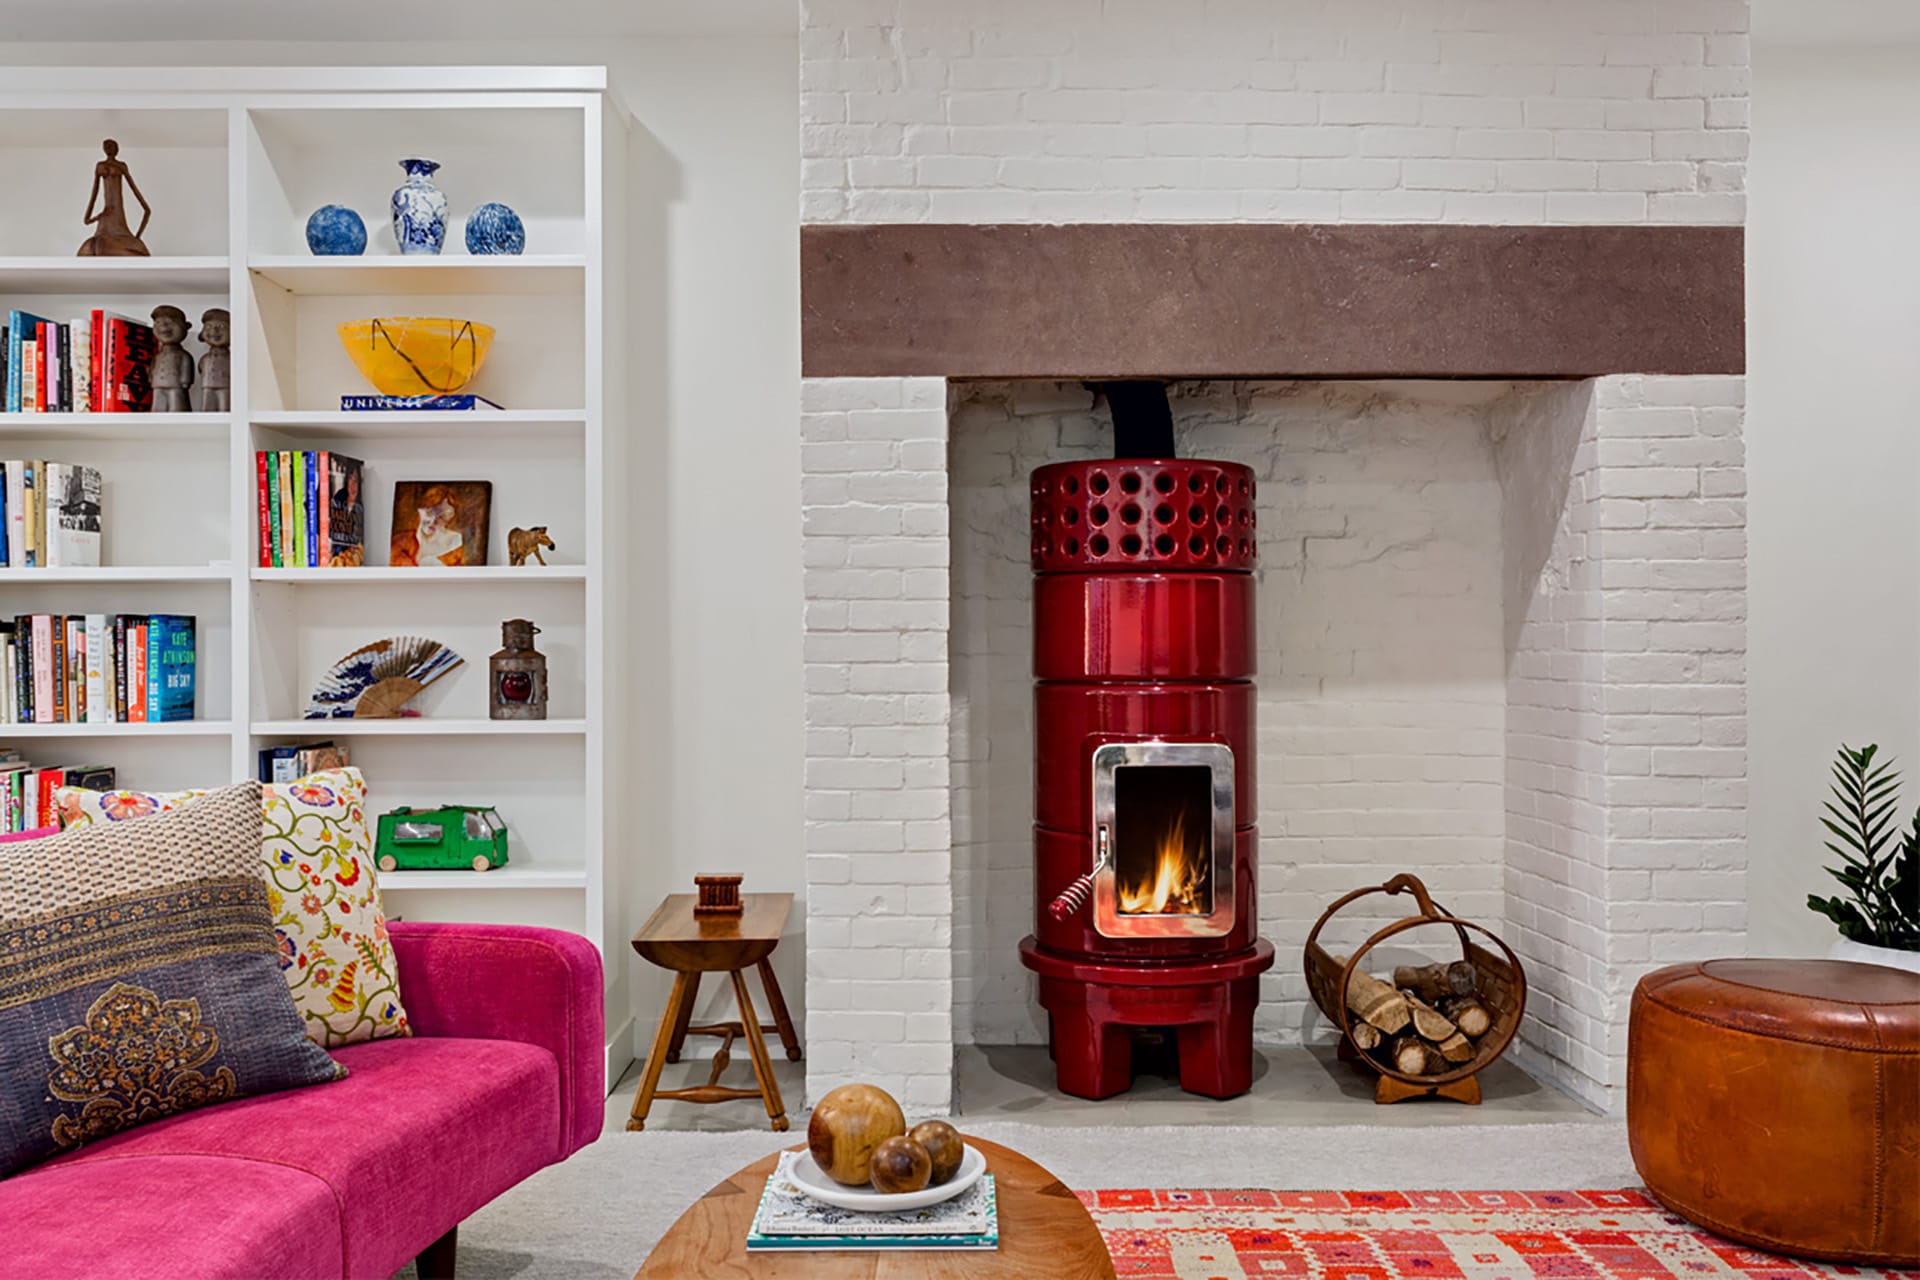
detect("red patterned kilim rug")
[1079,1188,1920,1280]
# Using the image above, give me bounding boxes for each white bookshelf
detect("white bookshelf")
[0,70,633,1070]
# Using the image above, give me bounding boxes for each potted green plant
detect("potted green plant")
[1809,744,1920,973]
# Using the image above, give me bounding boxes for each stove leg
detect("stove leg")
[1176,983,1257,1099]
[1050,1003,1133,1100]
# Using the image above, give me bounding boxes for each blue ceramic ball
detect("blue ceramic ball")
[464,202,526,256]
[305,205,367,256]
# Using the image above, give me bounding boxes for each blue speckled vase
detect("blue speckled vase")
[391,158,448,256]
[305,204,367,256]
[464,202,526,255]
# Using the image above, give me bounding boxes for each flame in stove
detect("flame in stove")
[1117,811,1207,915]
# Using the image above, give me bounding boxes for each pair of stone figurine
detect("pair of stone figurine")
[150,306,230,414]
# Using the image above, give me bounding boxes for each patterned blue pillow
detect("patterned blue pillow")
[0,781,344,1177]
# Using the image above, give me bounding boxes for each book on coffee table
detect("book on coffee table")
[745,1151,999,1252]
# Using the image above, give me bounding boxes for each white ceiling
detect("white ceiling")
[0,0,796,43]
[0,0,1911,48]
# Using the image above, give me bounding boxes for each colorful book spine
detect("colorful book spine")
[316,450,331,567]
[128,620,147,723]
[256,451,272,567]
[30,615,53,724]
[267,452,284,568]
[150,615,194,722]
[276,452,293,567]
[112,615,129,722]
[84,614,108,724]
[303,451,319,568]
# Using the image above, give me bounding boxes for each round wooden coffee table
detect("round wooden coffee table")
[634,1137,1116,1278]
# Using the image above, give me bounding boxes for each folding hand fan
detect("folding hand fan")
[305,636,463,719]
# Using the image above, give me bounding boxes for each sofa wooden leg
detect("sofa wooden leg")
[416,1225,458,1280]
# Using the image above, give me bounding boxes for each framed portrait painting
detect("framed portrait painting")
[390,480,491,567]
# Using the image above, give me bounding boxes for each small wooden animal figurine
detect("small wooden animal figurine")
[78,139,152,257]
[149,305,195,413]
[508,526,554,567]
[197,308,230,413]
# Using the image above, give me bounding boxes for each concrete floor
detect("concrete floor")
[605,1041,1597,1135]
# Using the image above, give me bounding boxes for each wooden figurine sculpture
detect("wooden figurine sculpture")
[78,139,152,257]
[149,305,195,413]
[197,308,231,412]
[508,526,554,566]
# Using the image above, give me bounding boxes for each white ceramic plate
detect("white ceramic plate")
[790,1142,988,1213]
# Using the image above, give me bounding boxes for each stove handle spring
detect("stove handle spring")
[1047,825,1110,922]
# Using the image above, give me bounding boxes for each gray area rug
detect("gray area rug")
[401,1120,1635,1279]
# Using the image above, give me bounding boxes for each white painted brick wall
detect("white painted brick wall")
[801,377,958,1113]
[951,381,1510,1046]
[796,0,1748,1112]
[801,0,1749,225]
[1492,375,1747,1109]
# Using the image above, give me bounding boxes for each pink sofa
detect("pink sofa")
[2,922,605,1280]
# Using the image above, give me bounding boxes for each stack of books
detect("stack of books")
[257,740,349,783]
[745,1153,999,1254]
[1,614,195,724]
[3,309,157,414]
[2,461,103,568]
[0,753,114,832]
[256,450,364,568]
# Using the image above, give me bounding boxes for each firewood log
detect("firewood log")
[1388,1033,1431,1076]
[1348,1021,1382,1051]
[1394,961,1478,1003]
[1432,1027,1476,1063]
[1440,996,1492,1038]
[1400,992,1460,1043]
[1340,964,1411,1034]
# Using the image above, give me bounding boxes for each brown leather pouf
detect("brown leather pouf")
[1629,959,1920,1266]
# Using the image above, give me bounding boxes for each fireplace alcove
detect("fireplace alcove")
[799,222,1747,1112]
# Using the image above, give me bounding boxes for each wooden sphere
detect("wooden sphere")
[806,1083,906,1185]
[909,1120,964,1185]
[869,1135,932,1194]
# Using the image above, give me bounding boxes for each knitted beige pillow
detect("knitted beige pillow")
[56,768,409,1048]
[0,782,345,1176]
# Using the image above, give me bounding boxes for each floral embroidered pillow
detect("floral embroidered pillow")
[0,783,344,1177]
[57,768,409,1048]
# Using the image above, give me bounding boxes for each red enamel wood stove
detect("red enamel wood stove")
[1020,457,1275,1100]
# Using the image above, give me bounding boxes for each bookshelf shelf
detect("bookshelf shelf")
[3,566,233,583]
[249,409,587,441]
[247,256,587,297]
[251,566,586,583]
[250,718,589,737]
[0,257,231,294]
[0,412,230,441]
[0,720,235,739]
[379,867,589,891]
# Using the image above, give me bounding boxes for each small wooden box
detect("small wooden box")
[693,873,744,916]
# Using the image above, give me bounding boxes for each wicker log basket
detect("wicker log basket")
[1303,873,1526,1104]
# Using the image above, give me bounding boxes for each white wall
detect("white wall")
[1746,38,1920,956]
[1,35,806,1062]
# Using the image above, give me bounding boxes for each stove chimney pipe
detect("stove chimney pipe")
[1098,380,1176,459]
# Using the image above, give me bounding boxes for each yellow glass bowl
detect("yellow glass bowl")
[336,317,495,396]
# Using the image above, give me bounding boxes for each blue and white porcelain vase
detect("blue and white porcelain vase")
[391,158,448,256]
[305,204,367,256]
[464,202,526,255]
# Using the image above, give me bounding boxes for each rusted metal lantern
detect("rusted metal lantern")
[489,618,548,720]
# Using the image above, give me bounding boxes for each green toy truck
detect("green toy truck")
[375,805,510,873]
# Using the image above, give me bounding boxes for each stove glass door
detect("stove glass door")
[1091,742,1235,939]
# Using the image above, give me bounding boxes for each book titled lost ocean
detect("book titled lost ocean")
[745,1151,998,1253]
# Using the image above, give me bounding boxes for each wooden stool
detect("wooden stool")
[626,892,802,1133]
